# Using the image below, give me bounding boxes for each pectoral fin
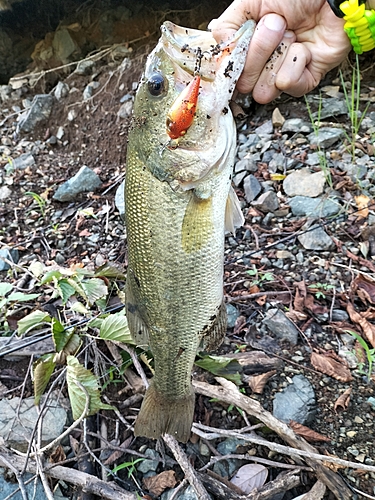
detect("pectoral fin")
[181,192,213,253]
[225,186,244,234]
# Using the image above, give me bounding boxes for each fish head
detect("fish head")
[132,20,255,187]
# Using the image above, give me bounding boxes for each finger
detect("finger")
[251,30,296,103]
[236,13,288,94]
[275,43,317,97]
[209,0,260,42]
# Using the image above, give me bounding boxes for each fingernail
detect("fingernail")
[284,30,294,38]
[263,13,285,32]
[207,19,218,30]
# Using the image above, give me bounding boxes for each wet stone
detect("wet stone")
[273,374,316,424]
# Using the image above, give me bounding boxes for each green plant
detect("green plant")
[0,282,40,332]
[246,269,275,288]
[308,282,335,299]
[347,330,375,382]
[304,94,333,188]
[340,54,370,161]
[112,458,144,477]
[25,191,47,217]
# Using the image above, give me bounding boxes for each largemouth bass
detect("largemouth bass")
[125,20,254,442]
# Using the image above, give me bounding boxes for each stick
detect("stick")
[0,452,138,500]
[193,378,352,500]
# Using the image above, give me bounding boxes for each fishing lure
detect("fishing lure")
[166,75,200,139]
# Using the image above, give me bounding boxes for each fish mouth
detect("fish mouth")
[161,20,255,82]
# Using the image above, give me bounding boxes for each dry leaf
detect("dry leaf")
[248,370,277,394]
[334,388,352,413]
[49,445,66,464]
[289,421,331,443]
[355,194,371,219]
[285,310,308,321]
[310,351,352,382]
[352,274,375,304]
[103,436,132,466]
[230,464,268,493]
[294,281,307,312]
[143,470,177,497]
[347,302,375,348]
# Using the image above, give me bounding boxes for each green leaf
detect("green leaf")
[195,355,242,385]
[56,279,76,304]
[7,292,40,302]
[18,310,51,335]
[94,262,126,280]
[0,283,13,297]
[40,270,63,285]
[66,356,113,420]
[33,353,56,405]
[81,278,108,305]
[52,318,71,352]
[100,312,134,344]
[71,301,88,314]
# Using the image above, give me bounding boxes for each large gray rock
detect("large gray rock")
[308,127,345,148]
[283,168,325,198]
[312,98,347,120]
[17,94,54,133]
[0,392,67,451]
[53,166,102,202]
[273,375,316,424]
[298,225,334,251]
[289,196,341,217]
[0,468,46,500]
[263,308,299,345]
[281,118,312,134]
[252,191,279,213]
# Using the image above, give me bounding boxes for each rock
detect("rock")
[226,303,240,329]
[0,392,67,451]
[53,166,102,202]
[232,170,247,187]
[0,248,19,271]
[305,152,323,166]
[281,118,312,134]
[11,152,35,170]
[52,28,80,63]
[331,309,349,322]
[252,191,279,213]
[298,225,334,251]
[54,81,69,100]
[262,308,299,345]
[0,468,46,499]
[243,174,261,203]
[0,186,12,201]
[162,485,198,500]
[74,59,95,75]
[272,107,285,127]
[273,375,316,424]
[308,127,345,148]
[0,84,12,102]
[115,180,125,217]
[137,448,159,473]
[83,81,100,100]
[56,126,65,140]
[312,98,347,120]
[47,135,57,145]
[67,109,77,121]
[234,157,258,173]
[217,437,247,455]
[17,94,54,133]
[288,196,340,217]
[268,152,295,172]
[283,168,325,198]
[255,119,273,135]
[117,100,133,119]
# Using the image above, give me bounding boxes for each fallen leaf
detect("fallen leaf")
[352,274,375,304]
[310,351,352,382]
[355,194,371,219]
[248,370,277,394]
[285,310,308,322]
[103,436,132,465]
[334,388,352,413]
[49,445,66,464]
[294,281,307,312]
[143,470,177,497]
[289,421,331,442]
[230,464,268,493]
[347,302,375,348]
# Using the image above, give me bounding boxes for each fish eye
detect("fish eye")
[147,73,166,96]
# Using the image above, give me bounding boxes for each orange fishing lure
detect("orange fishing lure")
[166,75,200,140]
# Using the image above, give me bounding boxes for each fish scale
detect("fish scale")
[125,20,255,442]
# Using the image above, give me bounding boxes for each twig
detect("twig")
[193,378,353,499]
[163,434,210,500]
[198,453,312,472]
[115,342,149,389]
[0,455,29,500]
[0,452,138,500]
[226,290,292,303]
[168,478,188,500]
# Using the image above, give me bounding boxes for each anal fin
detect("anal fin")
[200,300,227,352]
[225,185,244,234]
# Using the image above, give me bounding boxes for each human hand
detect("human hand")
[209,0,352,103]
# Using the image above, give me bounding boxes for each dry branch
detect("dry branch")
[193,378,352,500]
[0,452,137,500]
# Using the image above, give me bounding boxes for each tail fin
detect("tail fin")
[134,381,194,443]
